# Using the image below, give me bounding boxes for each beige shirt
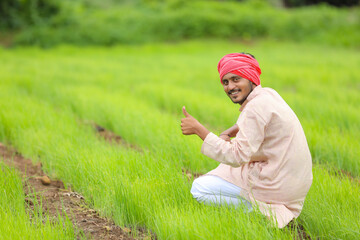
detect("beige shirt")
[201,85,313,228]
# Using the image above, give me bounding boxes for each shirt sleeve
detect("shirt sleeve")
[201,108,266,167]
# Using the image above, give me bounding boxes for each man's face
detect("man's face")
[222,73,254,104]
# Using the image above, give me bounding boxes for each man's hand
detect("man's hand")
[218,124,239,142]
[181,106,210,141]
[181,107,199,135]
[219,134,231,142]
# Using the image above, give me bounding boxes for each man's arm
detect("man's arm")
[201,109,266,167]
[180,107,238,142]
[221,124,239,137]
[219,124,239,141]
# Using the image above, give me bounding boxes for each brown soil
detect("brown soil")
[0,142,151,240]
[335,169,360,185]
[181,168,202,181]
[286,220,313,240]
[94,124,142,152]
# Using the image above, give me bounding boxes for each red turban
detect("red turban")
[217,53,261,86]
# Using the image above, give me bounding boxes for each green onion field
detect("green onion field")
[0,40,359,239]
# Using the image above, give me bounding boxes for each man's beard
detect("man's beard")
[230,82,254,105]
[232,97,247,105]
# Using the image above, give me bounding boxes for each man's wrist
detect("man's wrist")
[196,124,210,141]
[220,133,231,137]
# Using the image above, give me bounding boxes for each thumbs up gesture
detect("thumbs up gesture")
[181,106,210,140]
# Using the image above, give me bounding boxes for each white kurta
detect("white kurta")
[201,85,313,228]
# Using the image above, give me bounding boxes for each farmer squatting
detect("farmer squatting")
[181,53,313,228]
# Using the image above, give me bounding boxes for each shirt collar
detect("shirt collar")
[239,85,262,112]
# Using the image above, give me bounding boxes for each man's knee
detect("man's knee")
[190,177,204,199]
[190,176,253,211]
[191,176,216,200]
[190,175,218,201]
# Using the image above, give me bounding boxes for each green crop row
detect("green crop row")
[0,163,78,240]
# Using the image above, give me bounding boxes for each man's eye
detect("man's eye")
[233,78,239,82]
[223,81,228,85]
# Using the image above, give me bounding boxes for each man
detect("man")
[180,53,313,228]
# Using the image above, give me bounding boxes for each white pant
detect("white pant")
[191,175,253,211]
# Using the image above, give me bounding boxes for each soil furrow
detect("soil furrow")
[0,142,149,240]
[93,123,142,152]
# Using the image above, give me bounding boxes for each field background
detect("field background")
[1,0,359,239]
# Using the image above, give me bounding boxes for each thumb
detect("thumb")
[182,106,191,117]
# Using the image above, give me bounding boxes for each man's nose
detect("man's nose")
[228,81,236,90]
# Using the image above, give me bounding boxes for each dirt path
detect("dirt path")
[0,142,149,240]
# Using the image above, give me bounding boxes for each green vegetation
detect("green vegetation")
[0,40,359,239]
[1,0,359,47]
[284,0,359,7]
[0,0,60,29]
[0,163,77,240]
